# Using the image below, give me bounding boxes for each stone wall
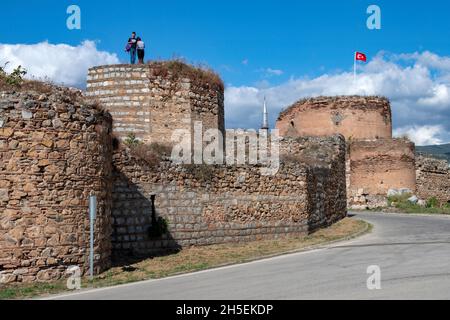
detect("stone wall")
[348,139,416,208]
[275,95,418,209]
[110,135,347,258]
[85,63,224,145]
[0,88,112,283]
[416,155,450,205]
[276,96,392,141]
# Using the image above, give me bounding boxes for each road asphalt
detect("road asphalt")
[47,212,450,300]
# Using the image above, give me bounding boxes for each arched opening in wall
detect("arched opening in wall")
[290,121,295,128]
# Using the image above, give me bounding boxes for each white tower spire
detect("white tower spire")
[262,96,269,130]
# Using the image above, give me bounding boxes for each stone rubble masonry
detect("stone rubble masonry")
[0,88,113,284]
[348,139,416,209]
[276,96,392,141]
[416,155,450,205]
[85,64,225,146]
[276,96,417,209]
[0,65,349,283]
[111,135,347,257]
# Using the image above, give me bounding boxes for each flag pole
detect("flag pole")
[353,52,356,84]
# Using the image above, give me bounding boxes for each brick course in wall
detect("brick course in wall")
[276,96,392,141]
[85,64,224,146]
[348,139,416,209]
[110,135,347,258]
[275,96,417,209]
[0,65,351,283]
[0,89,113,284]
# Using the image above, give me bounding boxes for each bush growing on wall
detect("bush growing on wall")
[123,134,172,167]
[0,63,27,87]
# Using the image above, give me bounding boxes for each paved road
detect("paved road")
[48,212,450,300]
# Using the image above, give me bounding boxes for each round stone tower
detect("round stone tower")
[276,96,392,141]
[276,95,416,209]
[85,62,225,145]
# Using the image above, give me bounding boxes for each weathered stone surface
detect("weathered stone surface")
[85,64,224,146]
[0,271,17,284]
[111,135,347,258]
[276,96,418,209]
[0,87,113,283]
[0,67,351,283]
[276,96,392,141]
[416,155,450,205]
[408,195,419,204]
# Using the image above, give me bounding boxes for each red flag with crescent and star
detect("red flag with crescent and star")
[355,52,367,62]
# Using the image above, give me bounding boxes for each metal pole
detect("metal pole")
[89,194,97,280]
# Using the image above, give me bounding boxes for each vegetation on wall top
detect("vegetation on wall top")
[148,59,224,92]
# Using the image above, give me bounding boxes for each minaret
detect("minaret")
[262,96,269,131]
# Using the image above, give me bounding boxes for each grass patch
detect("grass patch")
[0,63,54,94]
[0,217,369,300]
[387,194,450,215]
[0,282,67,300]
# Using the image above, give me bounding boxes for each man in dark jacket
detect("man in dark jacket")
[126,32,138,64]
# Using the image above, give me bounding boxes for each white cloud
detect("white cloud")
[396,51,450,72]
[225,51,450,145]
[0,40,119,88]
[393,125,445,146]
[265,68,283,76]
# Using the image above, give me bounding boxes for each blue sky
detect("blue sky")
[1,0,450,144]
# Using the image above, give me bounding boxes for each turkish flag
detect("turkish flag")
[355,52,367,62]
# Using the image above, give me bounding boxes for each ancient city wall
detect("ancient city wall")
[110,135,347,258]
[416,155,450,205]
[276,96,392,141]
[86,63,225,145]
[0,88,112,283]
[0,64,352,283]
[276,95,418,209]
[348,139,416,208]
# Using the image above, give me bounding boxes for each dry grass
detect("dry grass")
[0,217,370,300]
[148,59,224,91]
[183,164,215,182]
[128,142,172,167]
[0,76,55,94]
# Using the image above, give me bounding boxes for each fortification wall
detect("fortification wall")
[276,96,392,141]
[276,95,418,209]
[0,89,112,284]
[85,63,224,145]
[416,155,450,205]
[348,139,416,208]
[110,135,347,258]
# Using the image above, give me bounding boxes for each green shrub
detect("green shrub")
[148,217,168,238]
[387,193,450,215]
[387,193,413,207]
[124,133,141,147]
[0,63,27,87]
[426,197,439,208]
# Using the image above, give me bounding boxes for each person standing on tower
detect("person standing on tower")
[125,32,138,64]
[136,37,145,64]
